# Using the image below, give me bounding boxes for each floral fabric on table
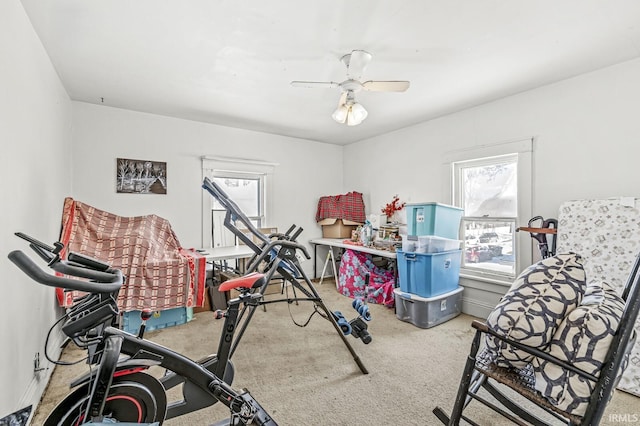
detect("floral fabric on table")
[337,249,395,308]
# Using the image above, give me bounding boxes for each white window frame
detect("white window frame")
[445,138,533,285]
[201,156,277,248]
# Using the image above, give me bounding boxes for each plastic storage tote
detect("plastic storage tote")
[406,202,463,239]
[396,249,462,297]
[122,306,194,335]
[415,235,461,253]
[394,286,463,329]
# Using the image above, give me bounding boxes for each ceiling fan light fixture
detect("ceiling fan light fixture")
[346,109,360,126]
[332,104,349,123]
[350,102,368,123]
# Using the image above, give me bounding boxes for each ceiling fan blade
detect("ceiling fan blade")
[362,80,410,92]
[346,50,372,80]
[290,81,339,89]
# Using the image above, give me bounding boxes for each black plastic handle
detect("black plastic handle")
[290,227,303,241]
[67,252,111,272]
[284,224,296,236]
[8,250,123,294]
[15,231,56,253]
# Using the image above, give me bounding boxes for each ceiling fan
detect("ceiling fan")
[290,50,410,126]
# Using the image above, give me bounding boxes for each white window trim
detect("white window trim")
[201,156,278,248]
[443,138,533,285]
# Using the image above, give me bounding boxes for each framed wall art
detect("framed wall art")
[116,158,167,194]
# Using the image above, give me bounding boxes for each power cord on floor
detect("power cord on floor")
[283,283,322,328]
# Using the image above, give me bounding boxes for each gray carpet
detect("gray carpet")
[32,281,638,425]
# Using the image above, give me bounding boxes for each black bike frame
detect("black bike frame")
[9,234,275,425]
[77,292,257,420]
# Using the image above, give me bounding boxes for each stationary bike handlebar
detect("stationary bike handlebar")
[8,250,123,294]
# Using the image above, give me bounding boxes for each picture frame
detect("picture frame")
[116,158,167,194]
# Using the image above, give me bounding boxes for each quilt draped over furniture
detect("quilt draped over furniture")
[337,249,395,308]
[556,198,640,397]
[58,197,206,312]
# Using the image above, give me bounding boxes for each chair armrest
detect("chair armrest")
[472,320,598,382]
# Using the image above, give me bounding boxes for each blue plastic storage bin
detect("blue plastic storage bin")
[405,202,464,239]
[122,307,194,334]
[396,249,462,297]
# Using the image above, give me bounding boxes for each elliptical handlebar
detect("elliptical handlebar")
[8,250,123,294]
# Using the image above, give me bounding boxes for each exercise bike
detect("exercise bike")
[8,232,277,425]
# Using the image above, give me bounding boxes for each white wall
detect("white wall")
[0,0,72,418]
[71,102,344,271]
[7,1,640,415]
[344,58,640,317]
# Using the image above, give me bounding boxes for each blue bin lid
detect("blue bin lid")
[393,286,464,302]
[405,202,463,211]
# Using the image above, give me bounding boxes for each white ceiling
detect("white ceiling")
[20,0,640,145]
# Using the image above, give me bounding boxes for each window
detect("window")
[210,172,265,247]
[448,139,532,282]
[454,155,517,277]
[202,156,277,248]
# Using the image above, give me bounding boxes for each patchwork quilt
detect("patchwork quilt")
[58,197,206,312]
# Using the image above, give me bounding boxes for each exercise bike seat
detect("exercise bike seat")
[218,272,266,292]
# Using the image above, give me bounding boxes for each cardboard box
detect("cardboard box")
[237,227,279,246]
[318,218,361,239]
[262,279,283,296]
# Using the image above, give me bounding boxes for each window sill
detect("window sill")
[460,270,513,287]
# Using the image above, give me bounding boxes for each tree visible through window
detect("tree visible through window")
[454,154,518,277]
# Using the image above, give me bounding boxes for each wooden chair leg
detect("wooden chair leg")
[446,329,483,425]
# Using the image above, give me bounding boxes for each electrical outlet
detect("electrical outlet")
[33,352,45,374]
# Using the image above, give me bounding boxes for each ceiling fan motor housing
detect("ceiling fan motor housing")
[341,79,363,92]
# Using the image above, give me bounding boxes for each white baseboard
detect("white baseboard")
[461,296,495,319]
